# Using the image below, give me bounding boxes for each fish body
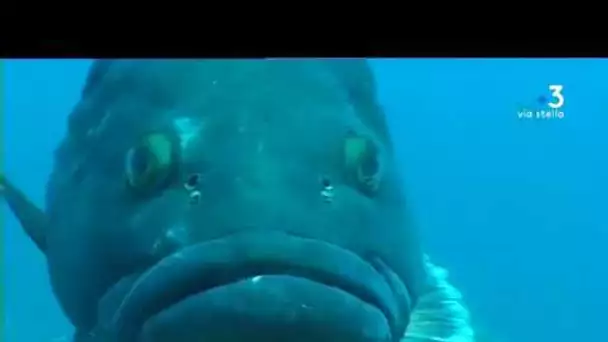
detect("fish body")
[2,59,476,342]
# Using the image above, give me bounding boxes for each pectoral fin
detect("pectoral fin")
[402,255,476,342]
[1,174,48,253]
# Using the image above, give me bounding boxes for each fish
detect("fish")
[2,59,476,342]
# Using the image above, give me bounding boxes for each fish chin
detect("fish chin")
[96,231,411,342]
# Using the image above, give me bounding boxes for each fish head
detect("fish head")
[27,59,426,342]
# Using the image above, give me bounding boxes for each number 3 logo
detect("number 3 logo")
[548,85,564,109]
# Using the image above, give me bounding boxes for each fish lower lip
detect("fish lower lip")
[97,231,411,342]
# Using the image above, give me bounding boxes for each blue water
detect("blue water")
[4,59,607,342]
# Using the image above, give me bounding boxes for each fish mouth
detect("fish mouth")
[96,231,411,342]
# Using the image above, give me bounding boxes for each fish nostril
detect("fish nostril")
[184,173,201,191]
[320,176,335,203]
[183,173,203,205]
[189,190,202,205]
[320,176,332,188]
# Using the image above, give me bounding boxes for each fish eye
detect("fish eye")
[343,133,382,195]
[125,132,177,193]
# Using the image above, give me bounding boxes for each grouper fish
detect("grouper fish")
[1,59,475,342]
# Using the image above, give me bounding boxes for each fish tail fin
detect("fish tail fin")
[402,256,475,342]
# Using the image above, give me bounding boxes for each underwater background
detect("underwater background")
[3,58,607,342]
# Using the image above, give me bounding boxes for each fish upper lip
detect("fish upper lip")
[97,231,410,341]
